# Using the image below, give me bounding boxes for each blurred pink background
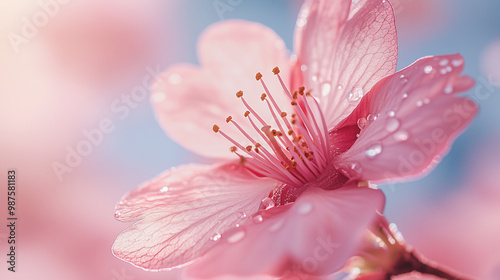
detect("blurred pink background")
[1,0,499,279]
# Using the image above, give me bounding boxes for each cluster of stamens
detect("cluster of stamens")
[213,67,330,187]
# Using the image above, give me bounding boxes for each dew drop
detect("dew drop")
[210,232,221,241]
[452,59,463,67]
[444,85,453,94]
[350,162,363,176]
[300,64,308,72]
[297,18,307,27]
[423,98,430,104]
[399,74,405,78]
[416,100,423,107]
[357,117,367,129]
[259,197,275,211]
[446,66,452,72]
[393,131,409,142]
[387,111,395,117]
[385,118,400,133]
[367,114,377,122]
[439,59,449,66]
[424,66,433,73]
[238,212,247,219]
[227,229,246,243]
[337,85,343,90]
[160,186,169,193]
[402,93,408,99]
[440,69,447,75]
[321,82,331,97]
[348,88,364,102]
[252,214,263,224]
[114,211,121,218]
[312,75,318,82]
[365,144,382,158]
[298,202,313,214]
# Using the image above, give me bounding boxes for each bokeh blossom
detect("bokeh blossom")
[113,0,477,278]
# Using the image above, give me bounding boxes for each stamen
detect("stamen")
[212,68,331,188]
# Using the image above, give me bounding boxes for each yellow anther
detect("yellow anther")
[213,125,220,133]
[280,112,287,117]
[226,116,233,123]
[256,72,263,81]
[236,90,243,98]
[272,66,280,75]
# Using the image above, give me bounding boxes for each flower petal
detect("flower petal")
[185,186,385,278]
[112,161,279,270]
[293,0,398,128]
[151,20,291,158]
[335,54,477,182]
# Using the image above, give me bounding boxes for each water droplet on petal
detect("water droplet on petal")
[440,69,447,75]
[387,111,395,117]
[350,162,363,177]
[312,75,318,82]
[367,114,377,122]
[301,64,308,72]
[416,100,423,107]
[321,82,331,97]
[423,98,430,104]
[259,197,275,211]
[393,131,409,142]
[337,85,343,90]
[160,186,169,193]
[452,59,463,67]
[227,229,245,243]
[385,118,400,133]
[357,117,367,129]
[424,65,433,73]
[439,59,449,66]
[402,93,408,99]
[298,202,313,214]
[252,214,263,224]
[399,74,405,78]
[348,88,364,102]
[210,232,221,241]
[238,212,247,219]
[446,66,452,72]
[444,85,453,94]
[114,211,121,218]
[365,144,382,158]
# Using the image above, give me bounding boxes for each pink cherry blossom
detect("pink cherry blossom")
[113,0,477,278]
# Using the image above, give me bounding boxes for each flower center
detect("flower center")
[213,67,331,188]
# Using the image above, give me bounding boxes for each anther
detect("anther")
[236,90,243,98]
[291,100,297,106]
[244,111,250,117]
[288,129,294,136]
[260,93,267,101]
[246,145,253,152]
[299,86,305,95]
[226,116,232,123]
[230,146,237,152]
[255,72,263,81]
[280,112,287,117]
[213,125,220,133]
[272,67,280,75]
